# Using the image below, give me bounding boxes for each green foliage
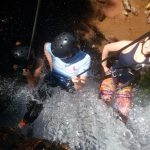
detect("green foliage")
[137,68,150,93]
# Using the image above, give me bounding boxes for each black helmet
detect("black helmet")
[51,32,79,58]
[11,46,33,65]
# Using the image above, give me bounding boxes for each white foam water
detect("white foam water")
[0,75,150,150]
[32,84,141,150]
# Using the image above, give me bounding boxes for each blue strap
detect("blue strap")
[49,72,74,88]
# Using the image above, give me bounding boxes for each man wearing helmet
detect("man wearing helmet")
[11,41,44,87]
[11,41,44,129]
[44,32,91,91]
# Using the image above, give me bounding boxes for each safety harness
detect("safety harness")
[104,63,147,90]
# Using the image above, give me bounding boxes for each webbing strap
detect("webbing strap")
[117,78,133,91]
[104,68,133,79]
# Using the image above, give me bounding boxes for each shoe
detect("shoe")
[17,120,28,129]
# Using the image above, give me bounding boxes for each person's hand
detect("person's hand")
[72,75,80,83]
[15,41,22,46]
[103,66,110,73]
[13,64,18,70]
[22,69,31,77]
[102,66,111,76]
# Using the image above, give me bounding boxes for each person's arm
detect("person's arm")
[22,58,44,87]
[72,54,91,90]
[44,42,53,72]
[101,40,132,72]
[72,75,87,90]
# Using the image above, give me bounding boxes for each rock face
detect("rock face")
[76,0,150,51]
[0,126,70,150]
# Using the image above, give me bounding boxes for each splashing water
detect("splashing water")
[0,74,150,150]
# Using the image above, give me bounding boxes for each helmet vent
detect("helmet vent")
[11,46,30,65]
[51,32,78,58]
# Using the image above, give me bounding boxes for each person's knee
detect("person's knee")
[99,90,114,106]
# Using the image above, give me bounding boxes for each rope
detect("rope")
[27,0,41,68]
[78,30,150,76]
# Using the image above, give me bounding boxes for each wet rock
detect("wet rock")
[144,10,150,18]
[122,0,131,12]
[146,3,150,10]
[123,10,128,16]
[147,16,150,24]
[98,12,106,22]
[97,0,106,5]
[0,126,70,150]
[144,10,150,24]
[131,7,138,15]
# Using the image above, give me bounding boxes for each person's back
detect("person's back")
[11,41,45,129]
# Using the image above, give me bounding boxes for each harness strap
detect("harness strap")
[104,63,147,80]
[117,78,133,91]
[104,68,134,90]
[104,68,133,79]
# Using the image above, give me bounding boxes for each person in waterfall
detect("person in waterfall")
[99,37,150,124]
[44,32,91,92]
[11,41,44,129]
[11,41,44,87]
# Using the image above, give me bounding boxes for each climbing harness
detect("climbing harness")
[104,62,147,90]
[104,68,133,79]
[104,63,146,79]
